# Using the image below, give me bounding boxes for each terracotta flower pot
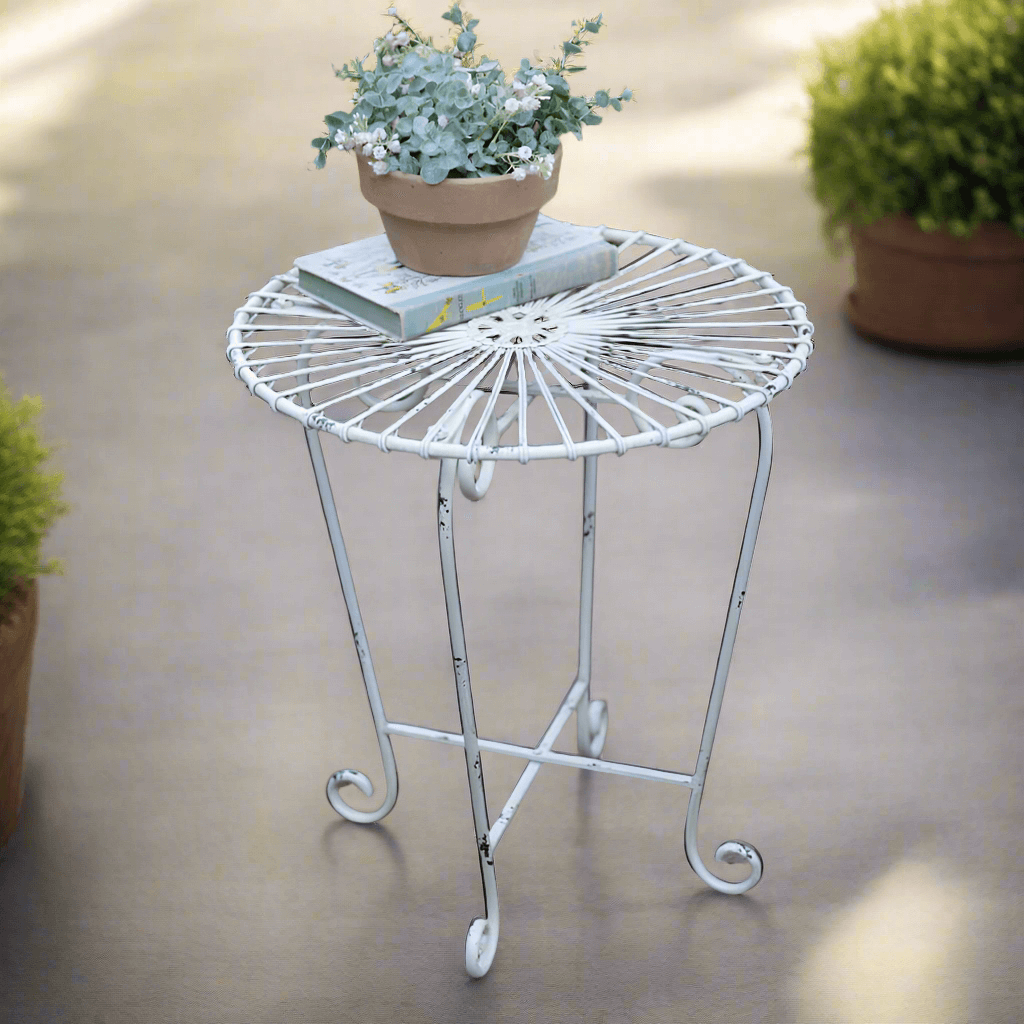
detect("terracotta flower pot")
[355,145,563,277]
[844,214,1024,355]
[1,578,39,849]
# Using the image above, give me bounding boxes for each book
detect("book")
[292,214,618,342]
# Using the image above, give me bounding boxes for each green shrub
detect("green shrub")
[797,0,1024,257]
[0,372,70,619]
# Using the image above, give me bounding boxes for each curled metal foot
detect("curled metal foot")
[577,698,608,759]
[465,916,499,978]
[684,788,763,894]
[326,768,397,824]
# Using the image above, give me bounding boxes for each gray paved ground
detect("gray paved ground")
[1,0,1023,1021]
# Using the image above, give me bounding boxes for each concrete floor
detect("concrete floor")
[2,0,1023,1021]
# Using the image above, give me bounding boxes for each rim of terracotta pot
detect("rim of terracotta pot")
[356,144,562,224]
[850,213,1024,261]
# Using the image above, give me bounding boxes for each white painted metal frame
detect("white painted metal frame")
[225,227,813,978]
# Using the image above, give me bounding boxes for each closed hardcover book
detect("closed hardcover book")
[292,214,618,341]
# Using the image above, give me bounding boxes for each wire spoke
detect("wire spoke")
[226,226,814,460]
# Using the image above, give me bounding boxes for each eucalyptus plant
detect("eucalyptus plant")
[0,372,69,618]
[311,3,634,184]
[797,0,1024,256]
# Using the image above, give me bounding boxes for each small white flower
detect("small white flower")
[362,143,375,157]
[539,164,552,180]
[438,114,449,128]
[504,97,521,113]
[386,6,397,15]
[521,96,542,112]
[531,74,547,88]
[388,137,402,153]
[469,82,481,97]
[373,127,387,142]
[372,159,390,175]
[511,166,527,181]
[373,144,388,160]
[512,79,528,96]
[517,145,533,160]
[395,30,409,46]
[382,54,395,66]
[334,129,348,145]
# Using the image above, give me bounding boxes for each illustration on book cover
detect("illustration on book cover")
[427,288,504,332]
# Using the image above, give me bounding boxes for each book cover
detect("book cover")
[293,214,618,341]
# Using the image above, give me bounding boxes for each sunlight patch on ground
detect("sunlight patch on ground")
[0,0,153,77]
[0,0,153,228]
[734,0,918,53]
[792,858,977,1023]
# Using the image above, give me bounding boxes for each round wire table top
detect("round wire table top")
[226,226,814,462]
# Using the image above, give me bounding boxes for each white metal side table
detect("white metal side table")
[225,226,813,978]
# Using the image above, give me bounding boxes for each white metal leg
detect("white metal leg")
[296,340,399,823]
[682,404,772,894]
[576,409,608,760]
[438,457,500,978]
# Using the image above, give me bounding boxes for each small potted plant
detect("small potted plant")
[310,3,634,276]
[0,372,69,849]
[797,0,1024,354]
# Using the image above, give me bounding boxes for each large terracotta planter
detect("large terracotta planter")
[844,214,1024,355]
[0,578,39,849]
[356,145,563,277]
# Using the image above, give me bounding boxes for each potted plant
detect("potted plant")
[0,372,69,849]
[797,0,1024,354]
[310,3,634,276]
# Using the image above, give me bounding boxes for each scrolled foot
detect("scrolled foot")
[716,840,761,870]
[577,698,608,759]
[711,839,763,893]
[326,768,396,824]
[465,916,499,978]
[684,832,763,895]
